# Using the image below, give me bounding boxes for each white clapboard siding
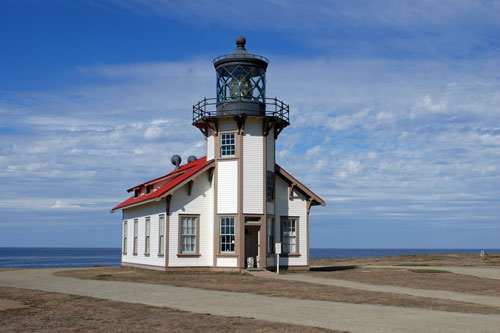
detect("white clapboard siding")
[243,118,264,214]
[207,135,215,161]
[217,257,238,267]
[217,160,238,214]
[274,176,308,266]
[122,200,166,268]
[168,170,214,267]
[266,127,275,171]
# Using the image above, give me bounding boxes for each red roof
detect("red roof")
[111,156,214,212]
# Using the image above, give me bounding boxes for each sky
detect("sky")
[1,0,500,249]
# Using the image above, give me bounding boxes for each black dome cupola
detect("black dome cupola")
[193,36,289,136]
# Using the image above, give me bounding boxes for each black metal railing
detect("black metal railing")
[193,97,289,124]
[213,53,269,64]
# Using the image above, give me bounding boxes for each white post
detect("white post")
[275,243,281,274]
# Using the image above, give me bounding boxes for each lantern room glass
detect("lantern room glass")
[216,65,266,103]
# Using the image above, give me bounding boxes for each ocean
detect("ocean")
[1,247,499,268]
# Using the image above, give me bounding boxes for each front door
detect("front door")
[244,225,260,268]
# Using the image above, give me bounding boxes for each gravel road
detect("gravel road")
[368,265,500,280]
[1,268,500,333]
[273,273,500,307]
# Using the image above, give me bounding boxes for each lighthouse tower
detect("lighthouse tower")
[193,36,289,269]
[113,36,324,272]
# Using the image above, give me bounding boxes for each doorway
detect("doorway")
[244,225,260,268]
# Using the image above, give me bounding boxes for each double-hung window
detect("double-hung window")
[180,216,197,254]
[220,217,235,253]
[158,214,165,255]
[221,133,235,157]
[266,172,274,200]
[266,217,274,254]
[123,221,128,254]
[133,219,138,255]
[282,217,297,254]
[145,217,150,255]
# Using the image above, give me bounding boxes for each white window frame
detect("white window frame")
[145,216,150,255]
[123,221,128,254]
[133,219,138,255]
[180,216,197,254]
[220,216,235,253]
[220,133,236,157]
[282,217,297,254]
[158,214,165,255]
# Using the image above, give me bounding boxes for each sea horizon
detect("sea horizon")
[1,247,499,269]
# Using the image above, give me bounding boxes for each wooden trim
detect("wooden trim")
[217,214,238,255]
[144,216,151,255]
[280,216,300,255]
[158,214,166,256]
[213,161,219,267]
[276,165,326,206]
[261,130,267,268]
[237,128,244,268]
[306,208,310,267]
[122,220,128,255]
[133,218,138,255]
[178,214,201,256]
[235,115,247,135]
[166,194,172,215]
[166,200,170,267]
[218,129,240,159]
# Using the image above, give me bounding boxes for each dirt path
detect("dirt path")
[368,265,500,280]
[274,273,500,307]
[1,268,500,333]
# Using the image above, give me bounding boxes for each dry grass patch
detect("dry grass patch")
[58,266,500,315]
[311,253,500,267]
[309,267,500,297]
[0,287,335,332]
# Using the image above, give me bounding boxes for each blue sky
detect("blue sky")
[1,0,500,248]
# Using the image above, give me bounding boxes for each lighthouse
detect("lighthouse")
[112,37,325,271]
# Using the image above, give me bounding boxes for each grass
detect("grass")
[95,274,113,280]
[410,269,450,274]
[395,264,431,267]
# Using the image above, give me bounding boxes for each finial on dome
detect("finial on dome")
[236,35,246,50]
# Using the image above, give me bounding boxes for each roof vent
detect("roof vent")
[171,155,181,170]
[187,155,197,163]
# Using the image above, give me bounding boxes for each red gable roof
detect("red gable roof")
[111,156,214,212]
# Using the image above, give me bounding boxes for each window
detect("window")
[180,216,197,254]
[145,217,150,255]
[220,133,235,157]
[123,221,128,254]
[220,217,235,253]
[158,214,165,255]
[134,189,140,198]
[133,219,138,255]
[266,172,274,200]
[146,184,152,194]
[282,217,297,254]
[266,217,274,254]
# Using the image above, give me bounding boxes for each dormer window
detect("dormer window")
[134,189,140,198]
[146,184,152,194]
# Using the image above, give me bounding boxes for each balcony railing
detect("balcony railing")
[193,97,289,124]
